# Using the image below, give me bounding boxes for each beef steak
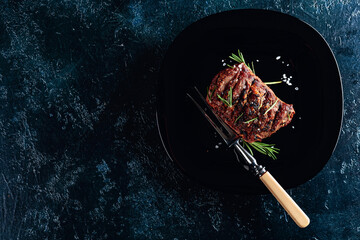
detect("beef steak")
[206,63,295,143]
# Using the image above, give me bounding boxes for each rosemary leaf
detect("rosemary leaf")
[217,94,230,106]
[234,113,244,123]
[243,117,258,124]
[237,49,245,62]
[249,142,267,154]
[264,99,278,115]
[258,95,265,110]
[264,81,282,85]
[207,87,215,101]
[242,141,253,155]
[228,87,232,107]
[229,55,240,63]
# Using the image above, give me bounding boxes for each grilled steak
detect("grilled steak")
[206,63,295,143]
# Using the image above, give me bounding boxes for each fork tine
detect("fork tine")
[193,87,238,139]
[186,93,230,144]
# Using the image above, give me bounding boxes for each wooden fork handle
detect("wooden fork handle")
[260,171,310,228]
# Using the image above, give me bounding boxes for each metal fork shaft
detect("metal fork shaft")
[233,140,266,177]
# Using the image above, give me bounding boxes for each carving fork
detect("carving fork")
[187,87,310,228]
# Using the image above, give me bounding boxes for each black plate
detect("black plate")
[157,9,343,194]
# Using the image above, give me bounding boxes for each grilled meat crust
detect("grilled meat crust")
[206,63,295,142]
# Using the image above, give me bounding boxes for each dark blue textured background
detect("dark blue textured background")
[0,1,359,239]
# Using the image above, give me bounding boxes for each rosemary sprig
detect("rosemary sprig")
[243,117,258,124]
[263,81,282,85]
[217,87,233,107]
[243,140,280,160]
[264,99,278,115]
[229,50,246,64]
[228,50,255,73]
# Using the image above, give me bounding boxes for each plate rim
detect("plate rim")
[156,9,344,194]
